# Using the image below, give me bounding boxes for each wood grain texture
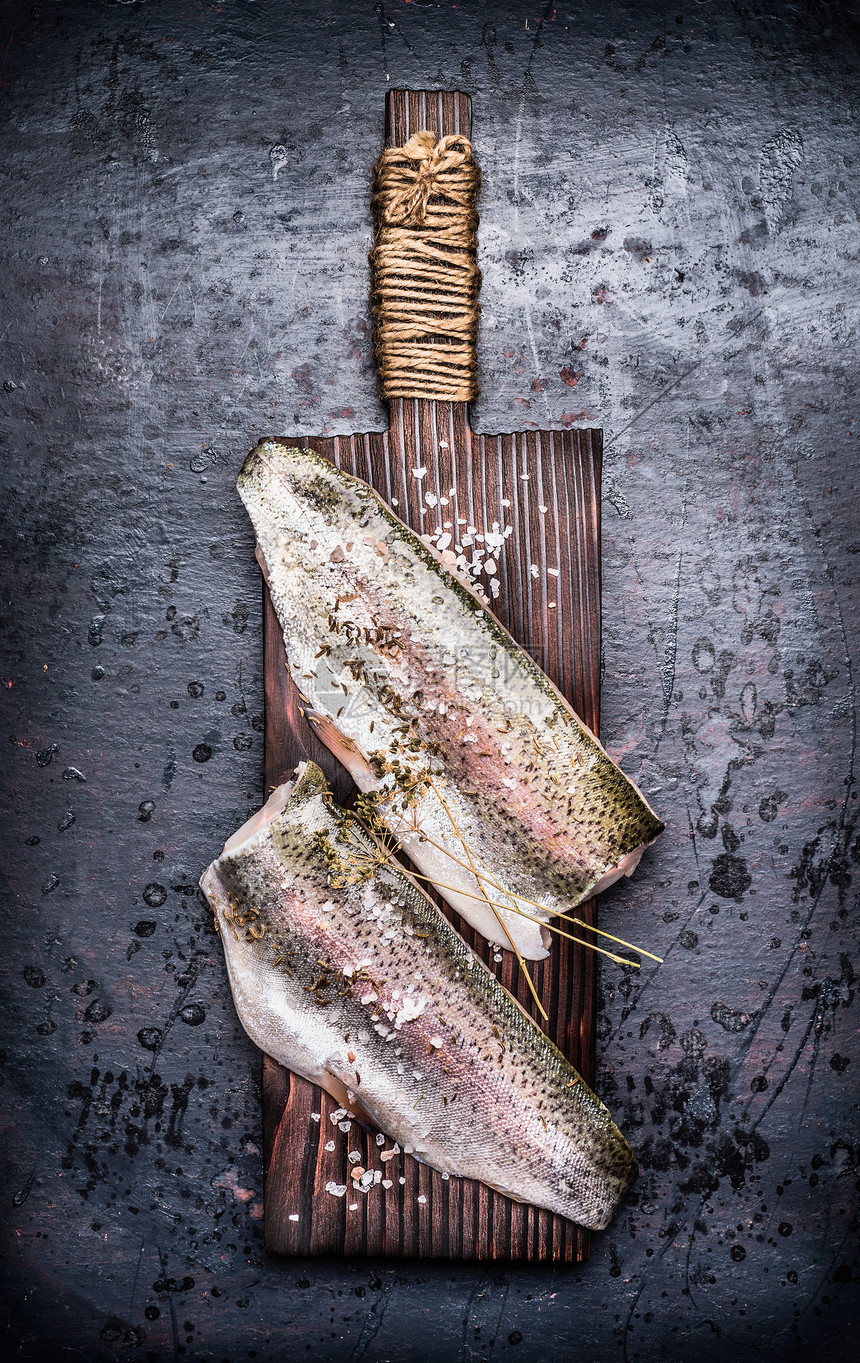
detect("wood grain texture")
[261,91,603,1262]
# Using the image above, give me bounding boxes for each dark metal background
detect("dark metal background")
[1,1,857,1358]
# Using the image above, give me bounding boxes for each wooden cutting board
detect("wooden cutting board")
[260,90,603,1262]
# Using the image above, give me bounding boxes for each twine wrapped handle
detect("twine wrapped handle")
[371,130,481,403]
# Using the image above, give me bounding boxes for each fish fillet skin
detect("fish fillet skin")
[238,441,665,960]
[199,762,638,1230]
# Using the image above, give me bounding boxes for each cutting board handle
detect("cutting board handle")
[370,90,480,404]
[384,88,472,144]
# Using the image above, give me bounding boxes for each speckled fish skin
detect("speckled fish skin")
[238,441,664,960]
[199,761,638,1231]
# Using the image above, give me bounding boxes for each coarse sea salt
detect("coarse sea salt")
[417,1195,427,1204]
[325,1140,336,1152]
[289,1213,299,1221]
[325,1182,347,1198]
[310,1112,321,1122]
[411,466,427,479]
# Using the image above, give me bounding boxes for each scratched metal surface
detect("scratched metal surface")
[0,0,857,1358]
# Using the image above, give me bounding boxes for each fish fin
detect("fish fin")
[305,708,377,787]
[316,1068,380,1132]
[591,844,646,895]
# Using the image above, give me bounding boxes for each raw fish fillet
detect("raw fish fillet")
[238,442,664,959]
[200,762,638,1230]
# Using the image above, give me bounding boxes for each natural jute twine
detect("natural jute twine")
[370,130,480,403]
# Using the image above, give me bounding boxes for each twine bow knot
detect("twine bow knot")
[381,131,474,227]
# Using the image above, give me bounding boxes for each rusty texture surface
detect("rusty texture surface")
[0,1,858,1359]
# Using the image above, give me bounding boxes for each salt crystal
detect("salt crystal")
[439,440,449,449]
[325,1140,336,1152]
[310,1112,321,1122]
[411,466,427,479]
[530,564,539,578]
[539,504,549,514]
[325,1182,347,1198]
[374,1170,382,1184]
[501,498,511,507]
[376,1133,385,1146]
[331,1108,348,1124]
[349,1203,358,1210]
[547,567,559,577]
[417,1195,427,1204]
[548,601,557,609]
[348,1150,362,1164]
[441,1172,450,1180]
[391,498,398,506]
[382,1179,393,1189]
[484,558,497,576]
[429,1036,444,1049]
[338,1120,352,1132]
[520,472,530,480]
[288,1213,299,1221]
[440,497,449,506]
[502,777,516,789]
[490,578,501,599]
[450,487,456,496]
[425,491,438,507]
[399,1176,406,1185]
[436,532,452,551]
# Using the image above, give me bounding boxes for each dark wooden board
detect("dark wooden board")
[261,90,603,1262]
